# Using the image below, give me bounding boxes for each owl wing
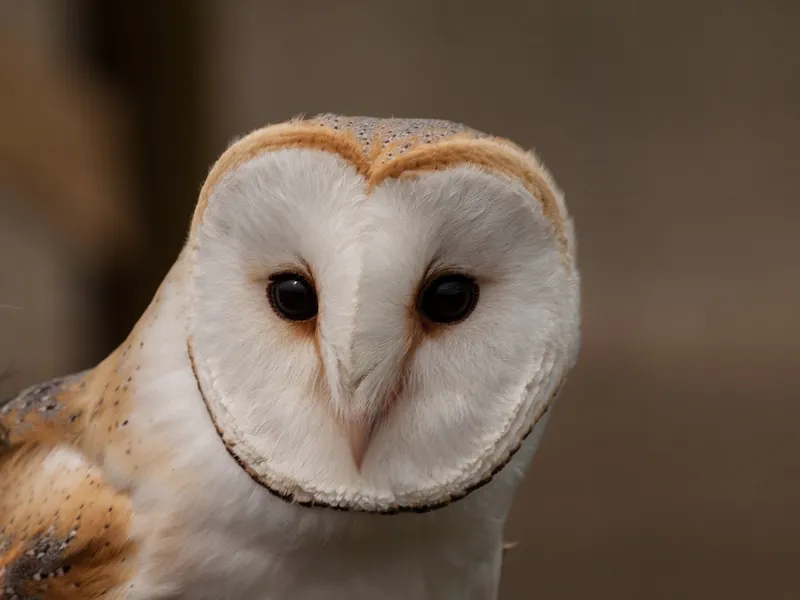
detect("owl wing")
[0,373,137,599]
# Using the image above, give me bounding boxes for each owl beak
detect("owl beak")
[347,417,380,472]
[345,376,404,472]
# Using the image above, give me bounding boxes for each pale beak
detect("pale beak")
[347,417,381,472]
[345,376,404,472]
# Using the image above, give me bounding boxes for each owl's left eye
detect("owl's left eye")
[267,273,318,322]
[417,273,479,325]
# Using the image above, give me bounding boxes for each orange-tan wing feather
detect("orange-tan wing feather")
[0,375,136,599]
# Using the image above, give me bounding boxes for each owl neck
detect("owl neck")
[146,459,517,600]
[241,483,513,600]
[230,424,537,600]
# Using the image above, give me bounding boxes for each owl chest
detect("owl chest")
[131,503,503,600]
[176,542,501,600]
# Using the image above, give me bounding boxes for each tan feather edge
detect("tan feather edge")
[189,121,572,260]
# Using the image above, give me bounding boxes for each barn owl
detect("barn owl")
[0,114,580,600]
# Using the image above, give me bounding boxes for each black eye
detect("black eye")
[418,274,479,325]
[267,273,318,322]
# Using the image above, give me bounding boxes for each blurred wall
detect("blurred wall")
[0,0,134,397]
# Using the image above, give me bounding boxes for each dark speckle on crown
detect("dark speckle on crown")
[196,113,570,256]
[306,114,486,160]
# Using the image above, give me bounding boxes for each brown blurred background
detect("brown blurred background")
[1,1,798,598]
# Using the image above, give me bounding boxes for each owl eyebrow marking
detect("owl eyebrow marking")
[191,116,571,260]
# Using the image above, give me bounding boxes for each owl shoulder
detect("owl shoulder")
[1,373,89,448]
[1,375,137,598]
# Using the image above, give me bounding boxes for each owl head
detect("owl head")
[186,115,580,513]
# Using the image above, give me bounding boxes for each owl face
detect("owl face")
[187,116,579,513]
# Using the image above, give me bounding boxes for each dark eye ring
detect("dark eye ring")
[417,273,479,325]
[267,272,318,322]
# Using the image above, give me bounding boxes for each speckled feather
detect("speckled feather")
[305,114,486,162]
[1,378,136,599]
[0,289,167,598]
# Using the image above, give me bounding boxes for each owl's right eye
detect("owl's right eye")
[267,273,318,322]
